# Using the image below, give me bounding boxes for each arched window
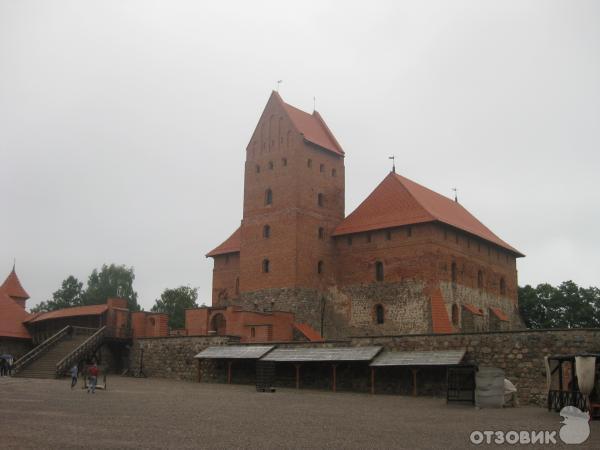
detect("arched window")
[375,261,384,282]
[211,313,227,336]
[375,304,384,324]
[235,277,240,295]
[262,259,270,273]
[263,224,271,238]
[451,262,457,283]
[317,260,323,274]
[477,270,483,289]
[317,193,324,207]
[500,277,506,295]
[265,188,272,205]
[318,227,325,239]
[451,304,459,326]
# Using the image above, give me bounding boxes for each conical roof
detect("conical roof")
[0,267,30,300]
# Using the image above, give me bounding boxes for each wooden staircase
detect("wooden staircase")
[14,326,104,379]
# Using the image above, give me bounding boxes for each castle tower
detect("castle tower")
[239,91,344,295]
[0,265,30,309]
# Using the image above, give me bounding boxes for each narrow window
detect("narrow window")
[268,161,274,170]
[320,163,324,173]
[467,239,471,249]
[256,165,260,173]
[477,270,483,289]
[263,224,271,238]
[262,259,270,273]
[317,260,323,274]
[407,226,412,237]
[455,233,459,244]
[488,246,491,256]
[347,236,353,246]
[366,233,372,243]
[307,159,312,168]
[317,193,324,207]
[251,327,256,338]
[375,304,384,324]
[478,243,481,252]
[265,188,273,205]
[235,277,240,295]
[451,304,459,326]
[318,227,325,239]
[444,230,448,240]
[500,277,506,295]
[451,262,457,283]
[225,255,229,264]
[386,230,392,241]
[375,261,384,282]
[331,168,337,177]
[282,158,287,166]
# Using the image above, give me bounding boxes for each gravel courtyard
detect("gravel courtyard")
[1,376,598,449]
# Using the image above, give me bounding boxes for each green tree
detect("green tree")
[519,281,600,329]
[84,264,141,311]
[151,286,198,329]
[30,276,84,313]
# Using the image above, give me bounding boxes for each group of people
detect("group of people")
[69,362,100,393]
[0,357,12,376]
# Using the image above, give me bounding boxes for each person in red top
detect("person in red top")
[87,363,99,394]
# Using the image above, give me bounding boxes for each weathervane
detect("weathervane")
[452,187,458,203]
[388,155,396,173]
[276,80,282,92]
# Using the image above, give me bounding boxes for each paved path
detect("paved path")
[1,376,598,449]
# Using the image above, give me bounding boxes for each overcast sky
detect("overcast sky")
[1,0,598,311]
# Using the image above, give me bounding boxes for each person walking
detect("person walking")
[0,358,6,377]
[70,364,78,389]
[87,363,99,394]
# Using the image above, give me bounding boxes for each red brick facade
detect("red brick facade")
[207,92,524,338]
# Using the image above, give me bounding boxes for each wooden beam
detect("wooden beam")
[295,364,301,389]
[371,367,375,395]
[411,368,419,397]
[197,359,202,383]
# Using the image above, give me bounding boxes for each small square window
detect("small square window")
[307,159,312,168]
[320,164,324,172]
[331,169,337,177]
[256,165,260,173]
[268,161,274,170]
[282,158,287,166]
[347,236,353,246]
[386,231,392,241]
[366,233,372,243]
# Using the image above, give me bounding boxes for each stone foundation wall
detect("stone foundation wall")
[0,338,33,360]
[129,335,237,381]
[351,328,600,405]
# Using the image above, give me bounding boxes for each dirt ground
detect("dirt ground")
[1,376,599,449]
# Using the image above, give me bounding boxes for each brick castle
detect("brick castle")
[207,92,524,338]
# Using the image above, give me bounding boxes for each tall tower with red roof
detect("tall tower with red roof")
[0,265,30,309]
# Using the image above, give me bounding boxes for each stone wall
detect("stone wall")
[0,338,32,360]
[351,328,600,405]
[129,335,237,381]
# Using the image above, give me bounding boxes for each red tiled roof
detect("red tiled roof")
[430,289,454,334]
[206,227,241,257]
[489,306,509,322]
[333,172,523,256]
[275,92,344,157]
[0,268,30,300]
[25,304,108,324]
[462,303,484,316]
[0,292,31,339]
[293,323,324,342]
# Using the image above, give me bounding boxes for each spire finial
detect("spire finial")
[276,80,282,92]
[12,257,16,271]
[452,187,458,203]
[388,155,396,173]
[313,96,316,112]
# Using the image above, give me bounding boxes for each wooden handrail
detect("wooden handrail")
[55,326,107,377]
[13,325,72,374]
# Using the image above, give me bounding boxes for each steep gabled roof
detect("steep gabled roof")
[333,172,523,256]
[489,306,509,322]
[25,304,108,324]
[0,268,30,300]
[0,292,31,339]
[206,227,241,257]
[279,96,344,156]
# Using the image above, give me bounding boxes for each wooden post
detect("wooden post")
[295,364,301,389]
[332,364,338,392]
[411,368,419,397]
[197,359,202,383]
[558,361,563,391]
[227,361,232,384]
[370,367,375,395]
